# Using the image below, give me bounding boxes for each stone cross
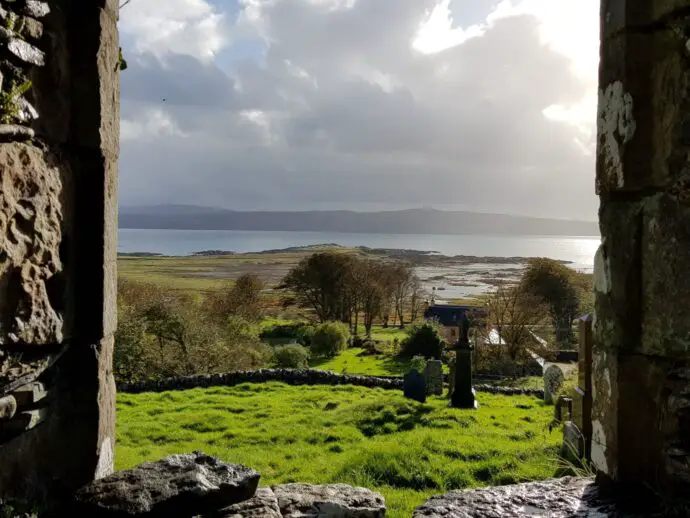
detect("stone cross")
[450,314,477,409]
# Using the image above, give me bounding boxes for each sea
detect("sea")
[118,229,600,271]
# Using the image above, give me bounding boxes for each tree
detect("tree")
[399,321,445,360]
[519,258,581,344]
[281,252,355,322]
[390,263,414,328]
[408,276,425,323]
[484,286,549,361]
[208,273,265,322]
[356,260,394,337]
[310,321,351,358]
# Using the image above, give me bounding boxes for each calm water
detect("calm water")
[118,229,600,270]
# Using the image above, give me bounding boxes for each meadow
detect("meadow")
[116,382,561,517]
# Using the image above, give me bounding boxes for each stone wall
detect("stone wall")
[0,0,119,506]
[593,0,690,494]
[117,368,546,398]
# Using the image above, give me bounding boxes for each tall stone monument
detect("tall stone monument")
[450,314,477,409]
[0,0,120,506]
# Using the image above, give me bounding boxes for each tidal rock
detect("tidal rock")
[273,483,386,518]
[73,452,260,517]
[216,487,282,518]
[7,38,44,66]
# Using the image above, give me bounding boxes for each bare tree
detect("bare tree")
[408,276,425,323]
[390,263,414,328]
[484,286,549,362]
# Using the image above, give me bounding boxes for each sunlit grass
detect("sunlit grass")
[310,347,413,376]
[116,382,561,517]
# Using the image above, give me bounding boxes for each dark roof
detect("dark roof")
[424,305,484,327]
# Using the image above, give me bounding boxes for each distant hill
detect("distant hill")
[118,205,599,236]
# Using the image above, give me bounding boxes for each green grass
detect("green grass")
[482,376,544,390]
[116,382,561,517]
[311,348,414,376]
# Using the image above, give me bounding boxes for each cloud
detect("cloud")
[118,0,600,220]
[119,0,228,60]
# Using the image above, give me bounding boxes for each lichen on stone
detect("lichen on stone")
[597,81,637,192]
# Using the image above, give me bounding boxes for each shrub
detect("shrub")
[399,321,445,360]
[273,344,310,369]
[260,322,314,346]
[114,279,272,383]
[295,324,315,346]
[410,355,427,374]
[361,339,382,356]
[351,335,365,349]
[311,321,351,358]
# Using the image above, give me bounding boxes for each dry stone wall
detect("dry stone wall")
[116,368,546,398]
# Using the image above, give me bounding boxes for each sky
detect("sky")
[118,0,600,220]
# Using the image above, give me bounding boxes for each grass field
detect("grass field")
[118,252,311,293]
[116,382,561,517]
[310,347,414,376]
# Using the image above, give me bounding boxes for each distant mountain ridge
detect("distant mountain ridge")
[119,205,599,236]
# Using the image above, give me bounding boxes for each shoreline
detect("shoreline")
[117,244,593,300]
[117,243,574,265]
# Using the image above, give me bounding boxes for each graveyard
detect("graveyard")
[115,382,561,518]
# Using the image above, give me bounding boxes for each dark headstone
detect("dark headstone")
[72,452,260,517]
[403,370,427,403]
[450,323,477,409]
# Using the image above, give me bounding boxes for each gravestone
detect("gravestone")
[425,360,443,396]
[543,364,565,405]
[560,421,585,466]
[447,356,456,398]
[450,315,477,409]
[403,370,427,403]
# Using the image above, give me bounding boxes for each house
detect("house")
[423,302,488,344]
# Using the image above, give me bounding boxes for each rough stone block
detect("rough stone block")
[30,3,70,144]
[11,381,47,407]
[72,452,261,517]
[597,30,690,193]
[273,483,386,518]
[641,194,690,358]
[217,487,281,518]
[413,476,654,517]
[0,395,16,420]
[70,151,118,341]
[18,16,43,41]
[67,8,119,156]
[601,0,690,39]
[594,201,643,353]
[0,144,67,346]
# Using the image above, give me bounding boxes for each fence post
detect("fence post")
[576,315,593,461]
